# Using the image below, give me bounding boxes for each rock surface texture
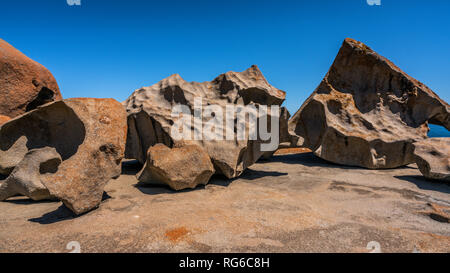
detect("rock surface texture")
[0,39,62,118]
[262,107,292,159]
[0,147,61,201]
[0,115,10,126]
[413,138,450,181]
[0,98,127,214]
[137,144,215,191]
[289,38,450,169]
[124,65,286,178]
[1,152,449,253]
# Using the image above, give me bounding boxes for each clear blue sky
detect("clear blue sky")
[1,0,449,116]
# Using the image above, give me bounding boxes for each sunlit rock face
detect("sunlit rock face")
[0,98,127,215]
[288,38,450,169]
[0,39,62,118]
[124,65,286,178]
[137,144,215,191]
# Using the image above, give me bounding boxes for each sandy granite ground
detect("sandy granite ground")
[0,151,449,253]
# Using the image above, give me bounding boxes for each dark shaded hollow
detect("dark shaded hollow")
[125,111,173,163]
[25,87,56,112]
[239,88,284,106]
[0,101,85,161]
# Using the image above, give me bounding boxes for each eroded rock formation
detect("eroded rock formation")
[413,138,450,181]
[0,39,62,118]
[0,98,127,214]
[124,65,286,178]
[0,147,61,201]
[288,38,450,169]
[137,144,215,190]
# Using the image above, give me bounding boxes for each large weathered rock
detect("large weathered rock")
[124,65,286,178]
[137,144,215,190]
[289,38,450,169]
[413,138,450,181]
[0,115,10,126]
[0,147,61,201]
[0,98,127,214]
[0,39,62,118]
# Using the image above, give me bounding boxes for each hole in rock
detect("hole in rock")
[239,88,283,105]
[428,213,449,223]
[25,87,55,112]
[39,158,61,174]
[427,124,450,138]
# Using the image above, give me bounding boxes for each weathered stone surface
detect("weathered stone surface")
[413,138,450,181]
[0,147,61,201]
[261,107,291,159]
[137,144,215,191]
[0,39,62,118]
[0,115,10,126]
[0,98,127,214]
[124,65,286,178]
[289,38,450,169]
[1,153,450,253]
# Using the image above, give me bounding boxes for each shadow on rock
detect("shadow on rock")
[4,197,56,205]
[264,153,361,169]
[134,182,200,195]
[238,169,288,181]
[102,191,112,201]
[208,174,235,187]
[135,167,289,194]
[395,175,450,195]
[266,153,416,171]
[28,204,76,224]
[121,160,143,175]
[28,192,111,224]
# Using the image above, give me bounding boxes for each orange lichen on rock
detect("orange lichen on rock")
[165,227,189,243]
[0,39,62,118]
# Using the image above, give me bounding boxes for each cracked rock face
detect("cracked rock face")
[413,138,450,181]
[0,39,62,118]
[289,38,450,169]
[0,98,127,214]
[137,144,215,191]
[0,147,61,201]
[124,65,286,178]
